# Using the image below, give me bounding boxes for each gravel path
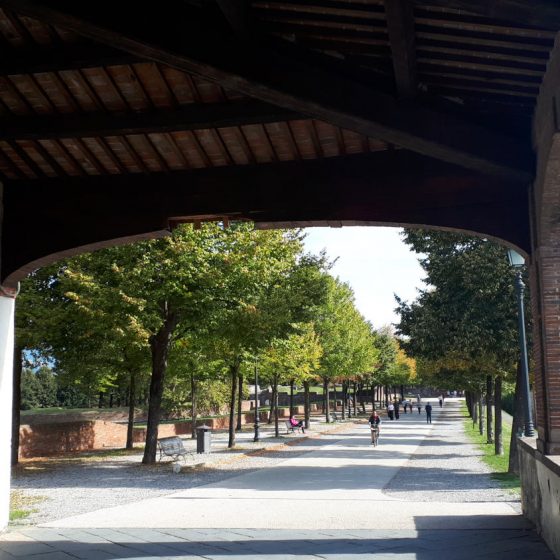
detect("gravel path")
[11,402,519,529]
[10,421,347,528]
[383,400,520,509]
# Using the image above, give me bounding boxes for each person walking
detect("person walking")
[425,402,433,424]
[387,402,395,420]
[403,400,408,414]
[417,401,422,414]
[438,395,443,408]
[394,400,400,420]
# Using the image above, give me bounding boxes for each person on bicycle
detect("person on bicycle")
[368,411,381,444]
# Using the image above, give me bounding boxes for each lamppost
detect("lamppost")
[253,362,260,442]
[507,248,535,437]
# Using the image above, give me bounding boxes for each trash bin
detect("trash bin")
[196,425,212,454]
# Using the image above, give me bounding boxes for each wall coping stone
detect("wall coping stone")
[518,436,560,476]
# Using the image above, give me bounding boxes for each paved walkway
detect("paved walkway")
[0,400,555,559]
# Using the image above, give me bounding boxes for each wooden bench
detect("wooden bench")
[284,420,304,434]
[157,436,190,463]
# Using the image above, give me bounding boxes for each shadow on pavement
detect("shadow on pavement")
[0,526,555,560]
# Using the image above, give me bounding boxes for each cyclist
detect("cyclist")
[368,410,381,445]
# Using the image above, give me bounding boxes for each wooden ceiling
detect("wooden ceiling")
[0,6,388,181]
[0,0,556,185]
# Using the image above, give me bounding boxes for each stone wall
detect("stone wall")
[518,438,560,558]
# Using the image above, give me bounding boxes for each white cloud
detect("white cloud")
[303,226,425,329]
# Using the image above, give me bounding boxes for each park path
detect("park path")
[0,399,555,559]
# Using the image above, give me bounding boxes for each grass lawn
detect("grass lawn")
[9,490,45,522]
[21,407,130,416]
[462,404,520,495]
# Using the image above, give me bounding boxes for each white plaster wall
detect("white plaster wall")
[536,457,560,558]
[519,440,560,559]
[0,296,14,532]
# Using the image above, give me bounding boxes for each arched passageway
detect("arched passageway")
[0,0,559,554]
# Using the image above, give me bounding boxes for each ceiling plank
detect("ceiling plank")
[385,0,417,98]
[0,100,300,140]
[0,0,534,179]
[413,0,560,32]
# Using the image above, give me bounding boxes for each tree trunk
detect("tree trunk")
[332,382,337,412]
[400,384,404,401]
[268,384,277,423]
[289,379,295,417]
[371,385,376,412]
[228,362,239,448]
[98,391,104,408]
[495,375,503,456]
[126,369,135,450]
[304,380,310,429]
[472,394,478,427]
[486,374,494,444]
[478,395,484,435]
[353,381,358,416]
[274,375,280,437]
[236,372,243,431]
[11,344,23,466]
[142,305,178,464]
[385,385,389,407]
[191,371,197,439]
[509,361,524,473]
[324,379,330,422]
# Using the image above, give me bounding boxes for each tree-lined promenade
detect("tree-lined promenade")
[12,225,531,477]
[13,224,415,465]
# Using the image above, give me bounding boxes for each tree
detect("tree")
[209,230,329,447]
[315,277,378,421]
[395,230,523,465]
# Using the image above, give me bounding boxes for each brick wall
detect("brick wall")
[531,33,560,454]
[18,411,270,458]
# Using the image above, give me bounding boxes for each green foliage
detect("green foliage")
[395,230,524,388]
[315,276,378,383]
[20,367,58,409]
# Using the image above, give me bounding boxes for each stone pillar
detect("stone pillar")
[0,290,15,531]
[531,32,560,455]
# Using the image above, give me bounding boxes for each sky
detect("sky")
[302,227,426,329]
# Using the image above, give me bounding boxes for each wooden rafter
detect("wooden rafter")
[0,44,138,75]
[0,0,534,179]
[0,100,300,140]
[384,0,417,98]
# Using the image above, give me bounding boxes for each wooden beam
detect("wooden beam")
[0,44,139,75]
[2,150,530,286]
[413,0,560,32]
[0,0,533,180]
[384,0,417,99]
[215,0,250,38]
[0,100,300,140]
